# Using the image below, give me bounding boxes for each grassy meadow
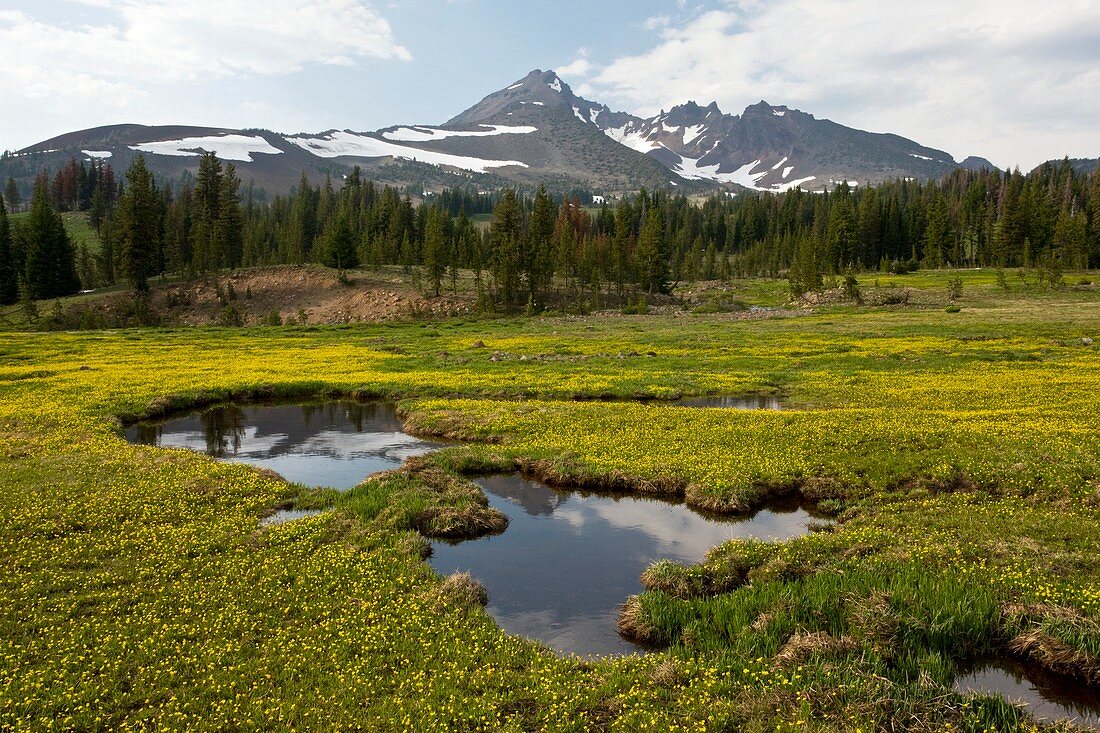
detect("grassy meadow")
[1,269,1098,731]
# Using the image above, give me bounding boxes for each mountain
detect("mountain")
[959,156,1000,172]
[449,70,990,192]
[3,68,1009,198]
[1030,158,1099,176]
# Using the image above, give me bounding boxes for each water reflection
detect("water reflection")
[261,508,328,526]
[955,658,1100,728]
[673,395,782,410]
[430,473,820,657]
[126,402,445,489]
[572,395,783,410]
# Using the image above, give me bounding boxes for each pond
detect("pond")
[125,401,446,490]
[430,473,820,656]
[126,399,818,657]
[954,658,1100,729]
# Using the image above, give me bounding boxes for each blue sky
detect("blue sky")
[1,0,1098,169]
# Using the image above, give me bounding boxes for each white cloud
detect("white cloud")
[0,1,409,149]
[0,2,409,87]
[557,49,592,78]
[575,0,1100,169]
[0,1,408,106]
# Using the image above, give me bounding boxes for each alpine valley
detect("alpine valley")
[2,69,1000,197]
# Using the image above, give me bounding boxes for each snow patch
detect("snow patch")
[782,166,794,179]
[660,121,681,135]
[674,155,814,192]
[682,125,706,145]
[773,110,786,117]
[779,175,817,190]
[129,134,282,163]
[771,156,789,171]
[285,132,527,173]
[507,83,523,90]
[589,108,601,124]
[82,150,113,159]
[572,106,586,123]
[383,124,537,142]
[602,124,661,154]
[549,77,563,93]
[909,153,933,161]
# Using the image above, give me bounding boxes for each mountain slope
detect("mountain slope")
[2,68,1015,198]
[3,78,688,196]
[448,69,991,191]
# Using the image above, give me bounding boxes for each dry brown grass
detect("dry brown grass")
[775,631,857,666]
[435,571,489,608]
[616,596,662,646]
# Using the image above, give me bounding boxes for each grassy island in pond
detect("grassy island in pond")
[1,271,1099,732]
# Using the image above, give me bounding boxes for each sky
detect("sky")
[0,0,1097,170]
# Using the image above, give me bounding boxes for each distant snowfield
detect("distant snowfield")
[603,123,662,154]
[682,125,707,146]
[382,124,537,142]
[285,131,528,173]
[675,155,815,192]
[129,134,282,163]
[82,150,113,159]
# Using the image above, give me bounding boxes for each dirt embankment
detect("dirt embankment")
[101,266,476,326]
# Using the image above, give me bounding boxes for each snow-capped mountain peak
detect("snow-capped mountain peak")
[7,69,992,198]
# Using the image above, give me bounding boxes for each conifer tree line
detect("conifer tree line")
[2,155,1098,309]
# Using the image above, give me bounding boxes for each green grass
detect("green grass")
[0,273,1098,731]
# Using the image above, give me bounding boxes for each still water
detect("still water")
[673,395,783,410]
[955,658,1100,729]
[127,400,818,657]
[430,473,820,656]
[125,401,445,489]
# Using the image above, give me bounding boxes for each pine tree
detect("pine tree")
[1089,170,1100,268]
[21,178,81,300]
[635,207,669,295]
[285,173,316,264]
[322,216,358,271]
[115,156,160,293]
[527,185,555,301]
[191,153,223,272]
[788,232,822,296]
[422,208,448,297]
[922,192,951,268]
[0,201,18,304]
[4,178,20,214]
[1053,209,1089,270]
[490,189,523,308]
[215,164,243,268]
[856,187,880,266]
[825,183,857,271]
